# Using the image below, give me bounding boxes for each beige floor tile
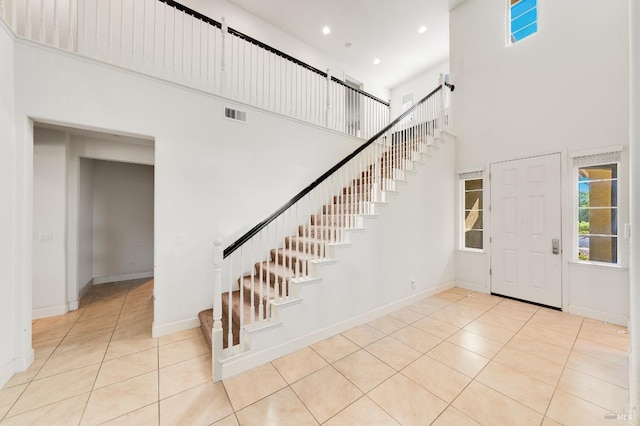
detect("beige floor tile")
[431,406,481,426]
[290,366,362,423]
[1,393,89,426]
[7,364,99,416]
[528,311,583,336]
[506,335,571,365]
[101,403,158,425]
[33,338,62,360]
[476,361,554,414]
[546,389,610,426]
[463,319,516,344]
[497,299,539,314]
[94,347,158,389]
[558,368,628,412]
[68,316,119,336]
[310,335,359,364]
[578,326,630,352]
[516,324,577,349]
[367,315,407,335]
[214,414,240,426]
[565,351,628,389]
[573,338,628,367]
[368,373,447,426]
[341,324,386,347]
[365,336,421,371]
[444,302,489,318]
[56,328,114,353]
[158,327,203,346]
[452,381,542,425]
[389,325,442,353]
[427,341,489,378]
[333,350,395,393]
[401,355,471,403]
[35,341,108,379]
[581,317,628,334]
[387,307,424,325]
[541,416,563,426]
[406,299,443,316]
[105,336,158,361]
[492,347,564,386]
[160,381,233,426]
[81,371,158,425]
[428,309,477,328]
[271,347,328,384]
[432,291,466,304]
[0,384,27,418]
[323,396,399,426]
[476,311,525,332]
[489,305,536,322]
[223,363,287,411]
[159,354,211,400]
[236,387,317,426]
[3,358,46,388]
[158,335,208,368]
[447,329,504,358]
[412,316,460,339]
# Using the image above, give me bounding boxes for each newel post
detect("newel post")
[212,239,224,381]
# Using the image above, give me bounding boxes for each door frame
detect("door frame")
[486,149,570,312]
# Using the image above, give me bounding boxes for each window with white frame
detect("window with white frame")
[509,0,538,44]
[574,151,620,264]
[460,171,483,250]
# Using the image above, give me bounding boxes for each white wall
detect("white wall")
[10,38,363,345]
[390,59,449,118]
[0,20,23,388]
[32,129,68,318]
[450,0,630,322]
[77,158,94,294]
[92,160,154,281]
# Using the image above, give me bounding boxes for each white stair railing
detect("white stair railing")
[212,80,454,380]
[0,0,389,138]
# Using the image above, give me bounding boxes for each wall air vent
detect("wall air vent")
[224,106,248,123]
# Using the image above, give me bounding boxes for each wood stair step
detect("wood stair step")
[285,236,326,254]
[298,225,342,240]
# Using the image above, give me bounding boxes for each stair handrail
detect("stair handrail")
[224,81,454,258]
[156,0,388,106]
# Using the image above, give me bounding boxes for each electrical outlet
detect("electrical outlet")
[177,234,186,245]
[411,279,416,290]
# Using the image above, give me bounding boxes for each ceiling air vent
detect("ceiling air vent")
[224,106,247,123]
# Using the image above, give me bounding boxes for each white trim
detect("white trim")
[32,304,68,319]
[455,280,489,294]
[152,316,201,338]
[93,271,153,285]
[78,278,93,299]
[569,145,624,159]
[568,261,628,272]
[568,305,628,327]
[219,281,456,380]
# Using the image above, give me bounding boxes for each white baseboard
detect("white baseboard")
[0,360,14,389]
[152,317,201,338]
[93,271,153,285]
[455,281,489,294]
[32,304,68,319]
[568,305,628,327]
[220,281,455,380]
[14,349,35,372]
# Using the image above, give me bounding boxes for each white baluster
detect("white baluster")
[258,229,264,320]
[239,246,244,350]
[25,0,32,39]
[227,252,233,350]
[220,16,227,95]
[107,0,112,61]
[250,238,255,324]
[119,0,123,57]
[142,0,146,61]
[152,0,156,65]
[39,0,45,42]
[67,0,74,51]
[181,11,185,76]
[94,0,99,53]
[81,0,86,54]
[190,15,195,80]
[0,0,5,24]
[162,1,166,69]
[52,0,59,47]
[172,7,176,74]
[11,0,16,31]
[212,239,223,381]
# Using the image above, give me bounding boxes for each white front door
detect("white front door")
[490,153,562,308]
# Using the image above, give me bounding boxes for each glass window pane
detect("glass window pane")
[579,164,617,181]
[465,210,483,230]
[511,0,536,19]
[579,208,618,235]
[465,179,483,191]
[465,190,483,210]
[512,9,537,33]
[578,236,618,263]
[579,181,617,208]
[465,230,483,250]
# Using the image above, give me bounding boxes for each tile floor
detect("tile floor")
[0,281,632,425]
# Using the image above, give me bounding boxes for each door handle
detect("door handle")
[552,238,560,255]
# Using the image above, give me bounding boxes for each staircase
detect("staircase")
[198,128,453,357]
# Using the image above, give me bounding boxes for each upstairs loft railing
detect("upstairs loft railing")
[0,0,389,138]
[211,79,453,380]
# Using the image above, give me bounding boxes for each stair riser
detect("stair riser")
[311,215,355,226]
[298,226,342,240]
[323,204,365,214]
[285,237,324,255]
[272,252,313,270]
[333,193,372,204]
[343,184,375,195]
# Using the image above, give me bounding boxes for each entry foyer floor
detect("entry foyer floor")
[0,279,631,425]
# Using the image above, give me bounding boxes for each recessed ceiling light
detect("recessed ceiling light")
[418,25,428,34]
[373,58,381,65]
[322,26,331,35]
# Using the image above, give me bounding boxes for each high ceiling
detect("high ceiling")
[227,0,453,90]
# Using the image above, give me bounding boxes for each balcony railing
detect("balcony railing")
[0,0,390,138]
